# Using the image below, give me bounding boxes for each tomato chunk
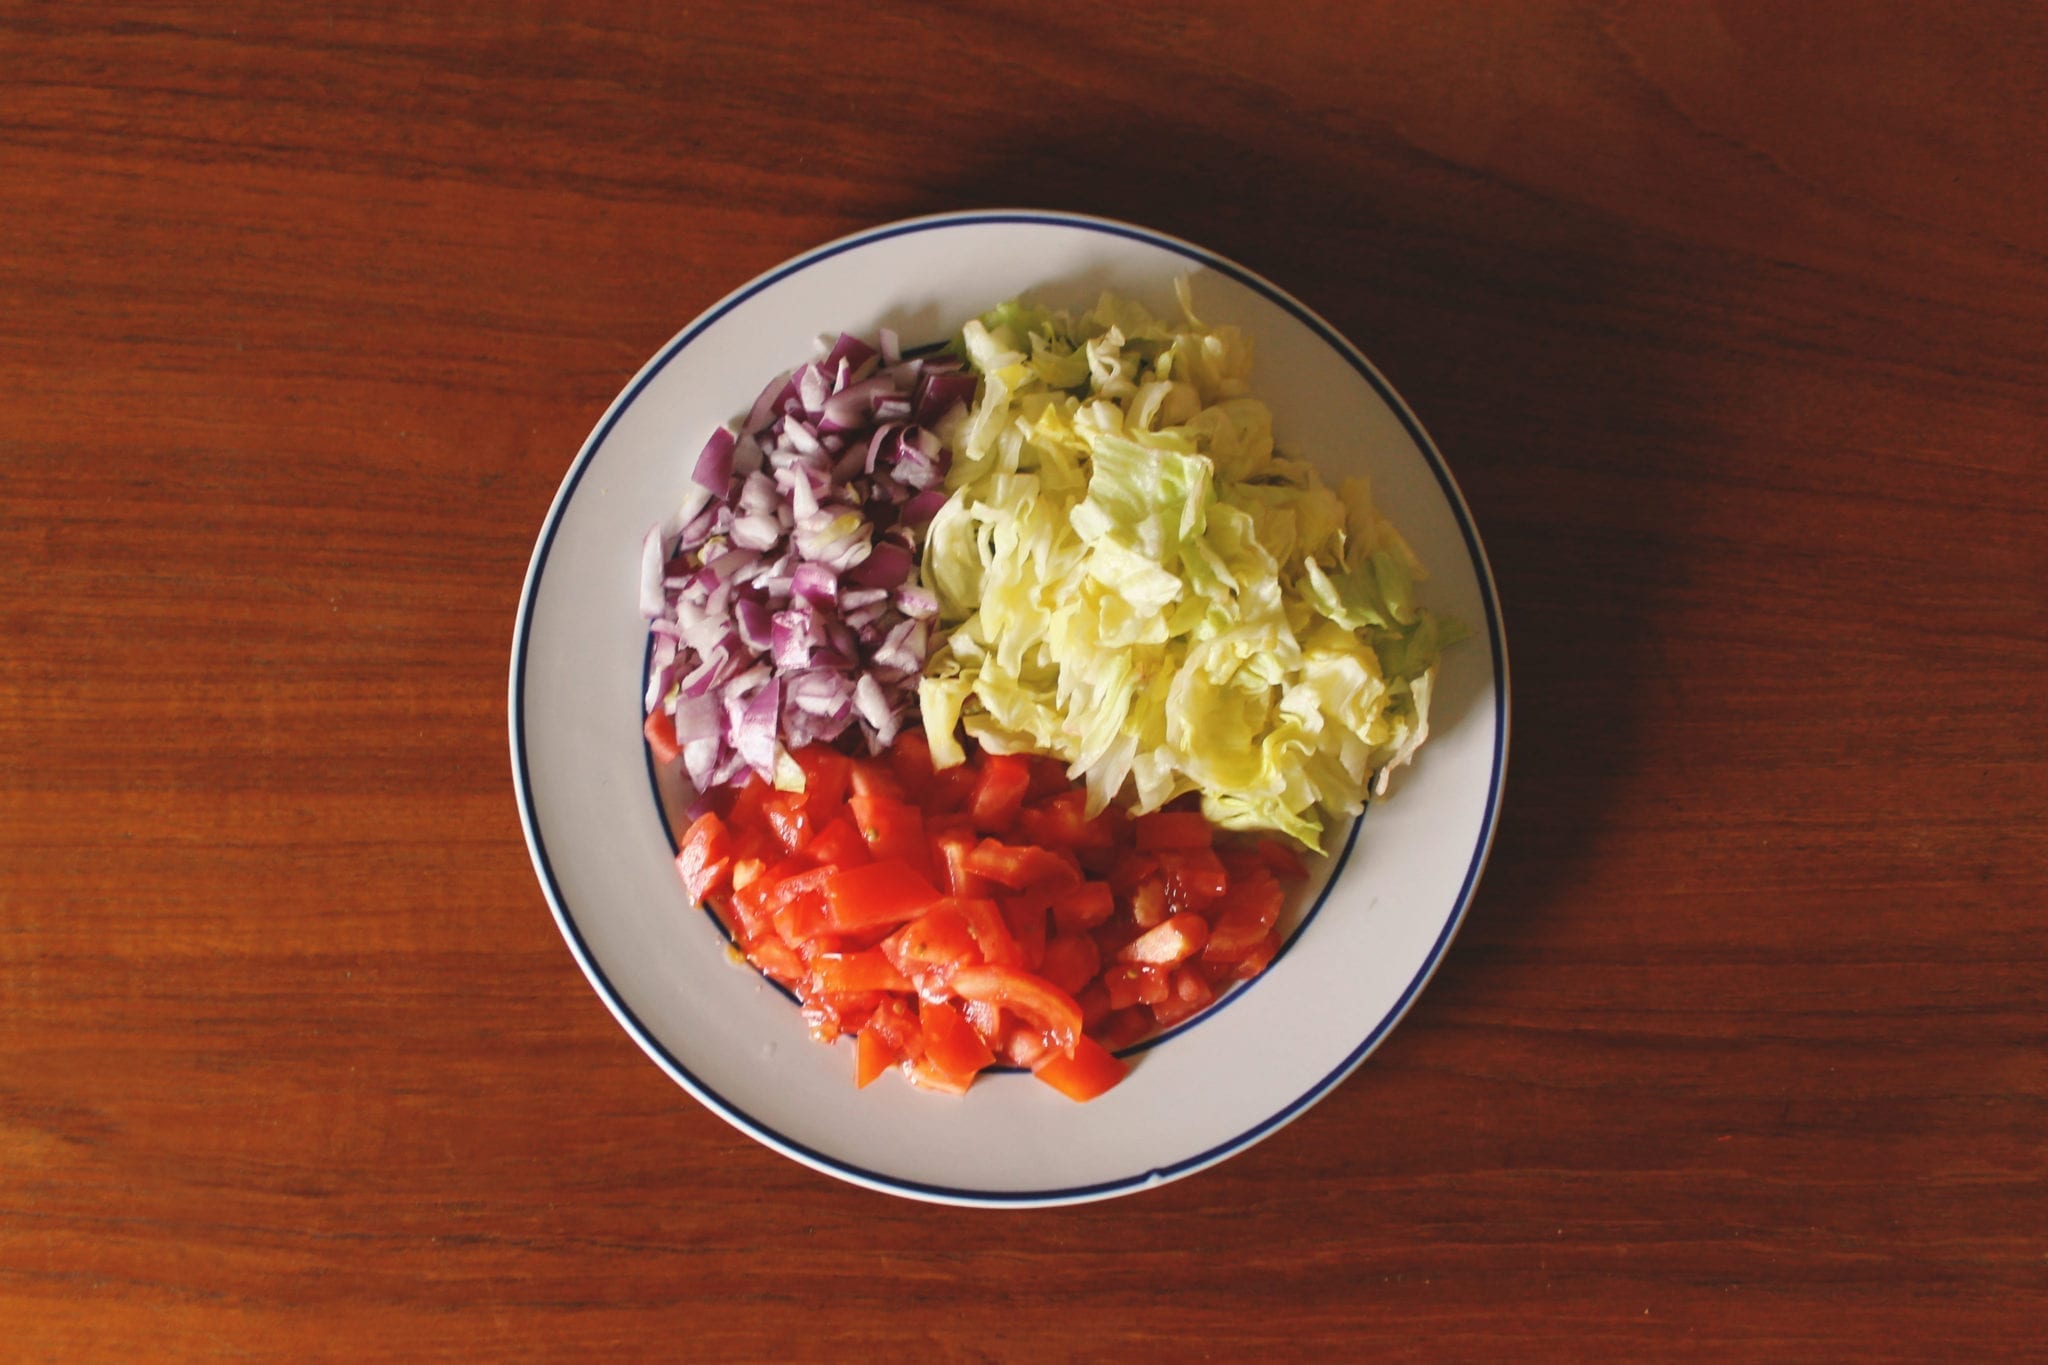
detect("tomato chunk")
[930,823,991,897]
[792,744,852,808]
[1134,810,1212,851]
[675,811,732,906]
[643,707,680,765]
[948,965,1083,1054]
[1102,962,1170,1010]
[966,839,1081,891]
[847,792,926,864]
[901,1057,974,1095]
[1149,965,1218,1027]
[1050,880,1114,934]
[887,729,937,788]
[696,728,1307,1103]
[919,999,995,1079]
[1203,873,1285,962]
[1158,847,1228,913]
[1039,933,1101,997]
[854,1026,896,1088]
[824,859,943,931]
[803,816,869,869]
[969,752,1031,833]
[1032,1034,1126,1102]
[811,949,913,995]
[881,905,983,994]
[1117,912,1210,968]
[952,897,1023,969]
[1128,873,1168,929]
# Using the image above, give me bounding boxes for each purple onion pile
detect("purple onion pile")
[640,329,977,793]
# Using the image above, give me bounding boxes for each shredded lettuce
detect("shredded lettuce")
[920,287,1452,851]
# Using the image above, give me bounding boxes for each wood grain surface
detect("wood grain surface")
[4,2,2044,1357]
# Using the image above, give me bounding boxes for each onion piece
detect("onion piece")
[639,326,976,791]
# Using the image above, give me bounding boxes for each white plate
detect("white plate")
[510,210,1508,1207]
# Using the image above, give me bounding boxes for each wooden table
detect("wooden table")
[6,3,2043,1356]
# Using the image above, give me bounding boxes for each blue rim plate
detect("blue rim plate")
[509,210,1509,1207]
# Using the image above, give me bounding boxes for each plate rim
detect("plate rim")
[508,208,1512,1207]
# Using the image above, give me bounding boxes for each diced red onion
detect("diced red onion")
[898,489,948,528]
[638,526,668,619]
[692,426,737,492]
[641,328,976,790]
[745,372,793,434]
[915,371,979,427]
[824,332,878,375]
[846,542,913,590]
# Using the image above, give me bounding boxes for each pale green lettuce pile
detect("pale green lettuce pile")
[917,285,1451,852]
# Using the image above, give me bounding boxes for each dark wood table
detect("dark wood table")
[6,3,2043,1355]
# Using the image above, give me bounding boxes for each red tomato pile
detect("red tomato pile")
[672,733,1306,1101]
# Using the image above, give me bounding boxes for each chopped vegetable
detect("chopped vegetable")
[919,286,1454,851]
[685,735,1307,1101]
[642,332,975,795]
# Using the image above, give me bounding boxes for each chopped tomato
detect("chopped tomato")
[952,897,1023,968]
[1158,846,1228,913]
[725,771,773,832]
[961,998,1005,1046]
[748,938,805,988]
[999,891,1049,971]
[1039,932,1101,997]
[864,994,920,1057]
[770,889,832,948]
[848,793,929,870]
[1225,928,1282,981]
[1050,880,1115,934]
[1252,835,1309,881]
[1032,1034,1126,1101]
[930,823,991,897]
[1017,790,1120,852]
[925,762,980,813]
[1095,1006,1154,1050]
[761,864,837,915]
[802,989,882,1043]
[966,839,1081,891]
[887,729,936,788]
[969,752,1031,833]
[675,811,732,906]
[803,816,869,870]
[729,857,807,942]
[881,905,982,993]
[854,1027,896,1088]
[848,757,905,800]
[810,949,913,995]
[1134,809,1212,851]
[900,1057,974,1095]
[763,792,817,854]
[1001,1026,1058,1069]
[1102,962,1170,1010]
[792,744,852,807]
[824,859,942,932]
[1128,873,1169,929]
[948,965,1083,1054]
[643,708,680,765]
[919,999,996,1078]
[1075,981,1112,1032]
[674,729,1304,1101]
[1117,912,1210,968]
[1149,965,1217,1027]
[1024,755,1071,800]
[1203,873,1285,962]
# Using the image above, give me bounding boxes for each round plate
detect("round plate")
[510,210,1508,1206]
